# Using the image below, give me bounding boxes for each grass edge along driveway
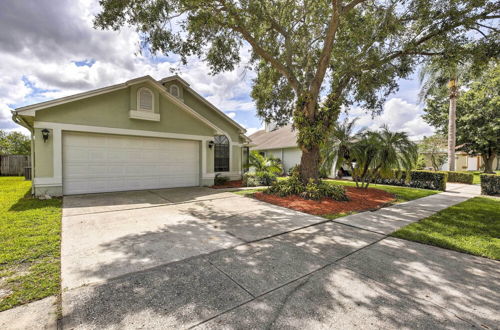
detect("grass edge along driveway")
[392,196,500,260]
[0,177,62,312]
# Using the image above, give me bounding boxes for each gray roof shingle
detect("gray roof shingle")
[249,124,298,150]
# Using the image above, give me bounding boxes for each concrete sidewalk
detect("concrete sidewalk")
[333,183,477,235]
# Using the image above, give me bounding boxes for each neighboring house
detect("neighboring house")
[249,123,337,175]
[421,151,500,171]
[249,124,301,173]
[12,75,250,196]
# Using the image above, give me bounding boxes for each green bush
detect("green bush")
[373,170,447,191]
[214,173,230,186]
[410,171,447,191]
[242,171,277,187]
[267,173,348,201]
[480,174,500,196]
[443,171,474,184]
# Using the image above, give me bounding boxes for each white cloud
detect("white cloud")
[225,112,236,119]
[347,98,434,140]
[0,0,258,133]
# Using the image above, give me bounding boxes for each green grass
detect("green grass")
[392,196,500,260]
[463,171,500,185]
[325,179,439,203]
[0,177,62,311]
[232,188,266,196]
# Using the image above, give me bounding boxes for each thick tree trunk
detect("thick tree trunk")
[447,80,457,171]
[482,154,495,174]
[300,145,320,183]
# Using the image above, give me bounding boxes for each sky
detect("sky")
[0,0,434,140]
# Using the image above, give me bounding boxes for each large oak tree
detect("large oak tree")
[95,0,499,181]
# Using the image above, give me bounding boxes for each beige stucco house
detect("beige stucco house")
[13,75,250,196]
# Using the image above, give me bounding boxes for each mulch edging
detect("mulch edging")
[254,186,396,216]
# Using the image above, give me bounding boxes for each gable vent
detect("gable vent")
[138,88,153,111]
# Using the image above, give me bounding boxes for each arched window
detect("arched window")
[137,88,153,112]
[214,135,229,172]
[169,84,180,98]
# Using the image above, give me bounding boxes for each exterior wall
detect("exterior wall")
[257,147,302,173]
[35,86,215,137]
[182,88,240,142]
[29,80,246,195]
[34,128,53,177]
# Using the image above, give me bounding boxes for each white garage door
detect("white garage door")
[62,132,200,195]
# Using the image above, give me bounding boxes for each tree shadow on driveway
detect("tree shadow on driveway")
[62,204,499,328]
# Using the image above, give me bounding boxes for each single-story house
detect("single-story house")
[249,123,336,175]
[249,123,301,173]
[12,75,250,196]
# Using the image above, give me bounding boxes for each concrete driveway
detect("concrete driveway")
[61,187,328,290]
[60,185,499,329]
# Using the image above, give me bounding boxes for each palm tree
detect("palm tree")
[373,126,418,177]
[246,150,282,174]
[350,127,418,188]
[320,118,362,177]
[419,60,463,171]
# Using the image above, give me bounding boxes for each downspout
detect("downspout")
[12,111,35,194]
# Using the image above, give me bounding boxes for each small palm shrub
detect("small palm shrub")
[243,171,277,187]
[267,173,348,201]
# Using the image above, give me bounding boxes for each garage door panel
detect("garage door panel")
[63,132,200,194]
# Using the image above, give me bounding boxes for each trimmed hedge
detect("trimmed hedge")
[480,174,500,196]
[373,170,447,191]
[440,171,474,184]
[411,171,447,191]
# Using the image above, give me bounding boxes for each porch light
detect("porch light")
[208,140,214,149]
[41,129,50,143]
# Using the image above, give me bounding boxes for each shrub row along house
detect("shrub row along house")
[12,75,251,196]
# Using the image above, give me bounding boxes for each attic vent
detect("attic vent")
[169,84,180,98]
[138,88,153,112]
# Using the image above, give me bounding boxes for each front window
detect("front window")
[214,135,229,172]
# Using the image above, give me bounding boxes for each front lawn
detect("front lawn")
[0,177,62,311]
[392,196,500,260]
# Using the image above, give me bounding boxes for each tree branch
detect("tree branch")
[342,0,368,13]
[307,0,341,117]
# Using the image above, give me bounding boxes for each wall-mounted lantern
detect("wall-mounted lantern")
[41,129,50,143]
[208,140,214,149]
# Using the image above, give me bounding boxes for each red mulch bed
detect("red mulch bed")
[210,180,244,189]
[254,186,395,215]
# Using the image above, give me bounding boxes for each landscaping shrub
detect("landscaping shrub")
[373,170,447,191]
[480,174,500,196]
[438,171,473,184]
[267,173,348,201]
[410,171,447,191]
[214,173,229,186]
[242,171,277,187]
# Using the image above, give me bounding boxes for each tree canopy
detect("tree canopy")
[95,0,500,180]
[423,61,500,172]
[0,130,31,155]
